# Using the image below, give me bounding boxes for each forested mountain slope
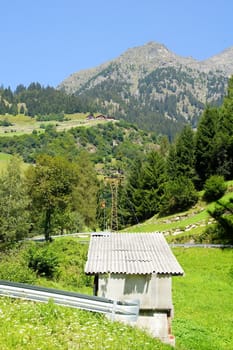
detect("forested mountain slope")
[59,42,233,138]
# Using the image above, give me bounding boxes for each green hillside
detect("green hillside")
[123,181,233,244]
[0,113,114,137]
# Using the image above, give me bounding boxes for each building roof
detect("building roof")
[85,232,184,276]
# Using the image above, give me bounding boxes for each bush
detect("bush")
[36,113,65,122]
[0,244,36,283]
[0,260,36,283]
[26,243,59,278]
[159,176,198,215]
[203,175,227,202]
[0,239,93,290]
[49,238,93,288]
[0,119,13,127]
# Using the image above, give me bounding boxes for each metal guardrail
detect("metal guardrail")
[169,243,233,248]
[0,280,139,322]
[27,232,91,242]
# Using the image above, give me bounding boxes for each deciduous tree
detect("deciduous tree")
[0,156,30,242]
[26,155,80,240]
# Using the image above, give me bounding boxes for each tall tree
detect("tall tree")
[141,151,167,216]
[0,156,30,242]
[120,156,144,226]
[174,125,196,180]
[120,151,167,225]
[217,76,233,179]
[26,155,80,241]
[194,107,220,187]
[166,124,196,182]
[161,125,198,215]
[72,151,99,230]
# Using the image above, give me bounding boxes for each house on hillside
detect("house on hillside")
[85,232,184,346]
[96,114,107,120]
[86,114,95,120]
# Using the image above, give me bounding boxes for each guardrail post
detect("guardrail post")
[111,300,117,321]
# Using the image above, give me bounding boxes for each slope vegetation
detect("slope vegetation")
[124,181,233,244]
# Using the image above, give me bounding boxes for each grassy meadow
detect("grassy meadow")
[172,248,233,350]
[0,152,13,171]
[0,239,232,349]
[0,239,171,350]
[0,113,114,136]
[0,298,173,350]
[0,152,29,173]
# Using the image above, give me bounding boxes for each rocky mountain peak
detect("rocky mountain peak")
[58,42,233,137]
[59,42,233,93]
[202,46,233,76]
[108,41,200,76]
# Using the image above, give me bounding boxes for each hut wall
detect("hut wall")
[98,273,172,310]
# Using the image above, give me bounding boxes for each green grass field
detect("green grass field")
[172,247,233,350]
[0,298,173,350]
[0,239,171,350]
[0,240,232,349]
[0,152,12,171]
[0,152,29,172]
[0,113,115,136]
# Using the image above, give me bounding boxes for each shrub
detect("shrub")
[26,243,59,278]
[159,176,198,215]
[0,260,36,283]
[203,175,227,202]
[25,239,92,288]
[0,119,13,127]
[48,238,93,288]
[36,113,65,122]
[0,244,36,283]
[0,239,92,290]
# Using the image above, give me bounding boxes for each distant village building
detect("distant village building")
[86,114,115,121]
[96,114,106,120]
[85,232,184,346]
[86,114,95,120]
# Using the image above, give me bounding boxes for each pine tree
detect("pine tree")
[195,107,220,187]
[120,151,167,225]
[161,125,198,215]
[141,151,167,216]
[175,125,196,180]
[217,76,233,179]
[207,198,233,244]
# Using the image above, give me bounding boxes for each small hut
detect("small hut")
[85,232,184,345]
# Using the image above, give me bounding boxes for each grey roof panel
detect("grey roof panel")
[85,232,184,275]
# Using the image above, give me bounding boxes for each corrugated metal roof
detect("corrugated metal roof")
[85,232,184,276]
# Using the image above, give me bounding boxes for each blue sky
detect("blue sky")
[1,0,232,90]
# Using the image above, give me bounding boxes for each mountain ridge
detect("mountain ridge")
[58,42,232,137]
[59,42,233,93]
